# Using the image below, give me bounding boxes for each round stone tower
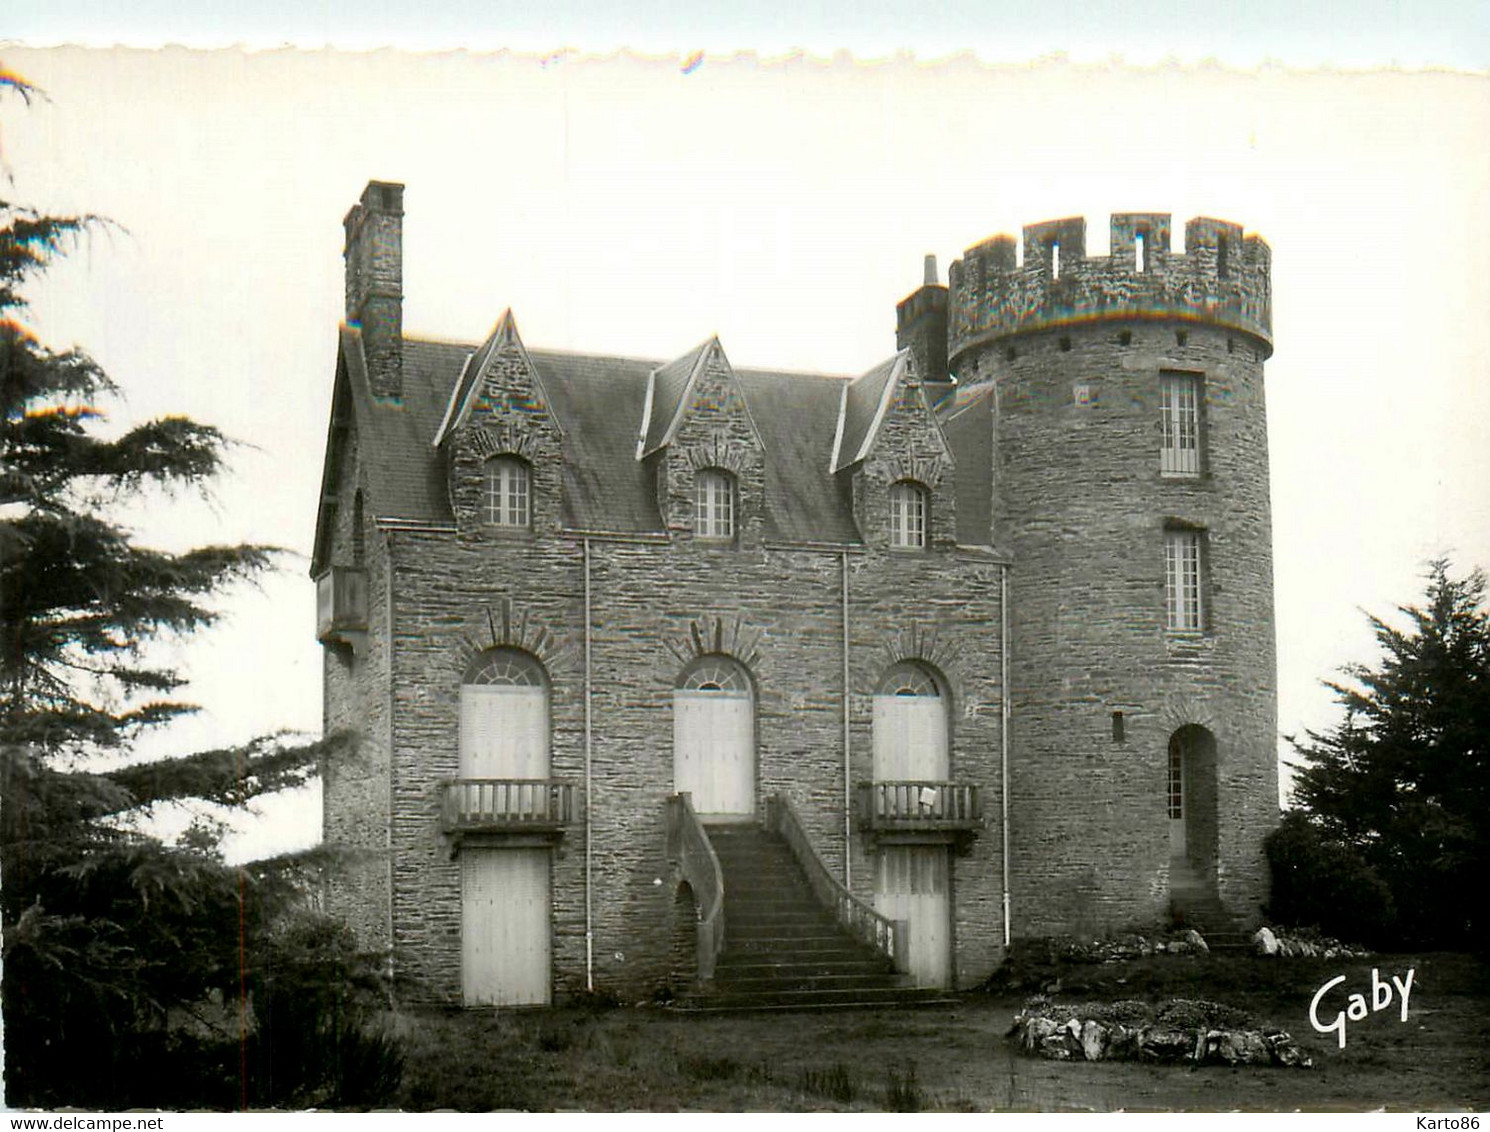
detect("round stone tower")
[947,213,1278,938]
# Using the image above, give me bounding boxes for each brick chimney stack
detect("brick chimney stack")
[343,181,404,399]
[896,253,951,401]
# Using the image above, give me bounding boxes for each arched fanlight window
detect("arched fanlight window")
[483,456,531,527]
[694,468,735,540]
[877,660,943,699]
[888,481,928,549]
[464,647,547,688]
[678,655,750,694]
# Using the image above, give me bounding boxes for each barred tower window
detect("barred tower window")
[1160,372,1202,476]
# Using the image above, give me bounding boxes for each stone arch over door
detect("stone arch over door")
[672,654,756,823]
[1167,723,1219,893]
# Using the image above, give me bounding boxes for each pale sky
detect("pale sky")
[3,26,1488,861]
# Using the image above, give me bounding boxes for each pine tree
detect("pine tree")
[1286,559,1490,947]
[1,71,396,1108]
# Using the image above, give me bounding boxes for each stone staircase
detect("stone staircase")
[1170,863,1252,954]
[673,826,957,1012]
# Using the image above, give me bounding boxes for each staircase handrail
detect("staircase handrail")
[664,792,725,981]
[764,793,909,974]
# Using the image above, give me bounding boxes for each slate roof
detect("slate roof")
[320,325,990,560]
[833,355,901,473]
[638,339,715,458]
[940,381,994,547]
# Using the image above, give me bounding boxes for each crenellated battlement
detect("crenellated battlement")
[947,213,1272,365]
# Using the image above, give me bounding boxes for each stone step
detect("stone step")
[713,971,903,992]
[716,945,889,969]
[726,908,838,926]
[693,824,926,1012]
[675,986,957,1012]
[706,959,882,977]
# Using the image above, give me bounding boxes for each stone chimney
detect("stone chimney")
[343,181,404,399]
[896,253,951,402]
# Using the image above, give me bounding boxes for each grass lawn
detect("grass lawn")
[391,951,1489,1111]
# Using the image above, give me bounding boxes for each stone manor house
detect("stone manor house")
[314,181,1279,1008]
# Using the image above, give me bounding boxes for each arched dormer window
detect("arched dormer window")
[694,468,735,540]
[889,480,928,549]
[484,456,531,528]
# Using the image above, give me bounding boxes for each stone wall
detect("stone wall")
[320,424,393,952]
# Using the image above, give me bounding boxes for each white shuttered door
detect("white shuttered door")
[874,846,951,988]
[462,848,550,1006]
[459,685,549,779]
[872,694,949,781]
[673,690,754,820]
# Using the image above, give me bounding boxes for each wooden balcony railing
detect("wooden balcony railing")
[440,778,579,834]
[764,793,909,974]
[664,793,725,982]
[856,781,982,834]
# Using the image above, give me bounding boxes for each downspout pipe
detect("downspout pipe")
[842,549,852,890]
[584,537,594,991]
[1001,561,1012,949]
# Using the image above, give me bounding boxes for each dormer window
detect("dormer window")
[484,456,530,527]
[694,468,735,540]
[889,480,928,549]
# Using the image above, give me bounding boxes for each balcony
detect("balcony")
[856,781,982,845]
[440,778,579,845]
[316,566,368,652]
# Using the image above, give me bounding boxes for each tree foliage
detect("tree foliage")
[1283,559,1490,947]
[1,76,397,1108]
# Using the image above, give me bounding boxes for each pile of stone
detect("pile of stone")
[1008,997,1312,1068]
[1049,928,1212,963]
[1252,926,1370,959]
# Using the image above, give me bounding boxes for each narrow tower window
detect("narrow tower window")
[1135,232,1147,274]
[1164,528,1204,631]
[1159,372,1202,476]
[1216,235,1230,279]
[484,457,531,527]
[1167,733,1185,819]
[889,481,929,549]
[694,468,735,540]
[1050,240,1061,280]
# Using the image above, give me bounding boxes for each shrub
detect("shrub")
[1264,811,1396,946]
